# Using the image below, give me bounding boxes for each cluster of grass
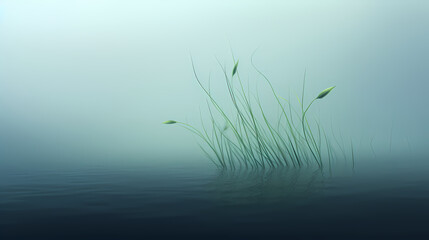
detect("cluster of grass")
[164,55,349,169]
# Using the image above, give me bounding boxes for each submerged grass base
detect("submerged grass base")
[164,55,351,169]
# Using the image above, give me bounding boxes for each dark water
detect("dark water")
[1,157,429,240]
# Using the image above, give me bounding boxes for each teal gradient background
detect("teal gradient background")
[1,0,428,167]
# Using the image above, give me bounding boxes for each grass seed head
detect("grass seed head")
[163,120,177,124]
[317,86,336,99]
[232,60,239,76]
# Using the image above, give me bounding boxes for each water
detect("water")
[1,1,429,239]
[1,158,429,239]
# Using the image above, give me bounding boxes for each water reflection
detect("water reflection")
[207,167,326,206]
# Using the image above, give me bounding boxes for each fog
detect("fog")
[1,0,428,166]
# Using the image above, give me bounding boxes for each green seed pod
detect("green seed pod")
[163,120,177,124]
[232,60,239,76]
[317,86,335,99]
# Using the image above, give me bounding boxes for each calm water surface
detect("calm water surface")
[1,158,429,239]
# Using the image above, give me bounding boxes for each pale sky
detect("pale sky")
[1,0,428,165]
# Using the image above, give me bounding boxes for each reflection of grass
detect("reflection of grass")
[164,55,342,169]
[208,167,324,205]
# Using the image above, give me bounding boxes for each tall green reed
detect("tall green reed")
[164,56,343,169]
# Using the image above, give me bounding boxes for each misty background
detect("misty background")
[0,0,428,168]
